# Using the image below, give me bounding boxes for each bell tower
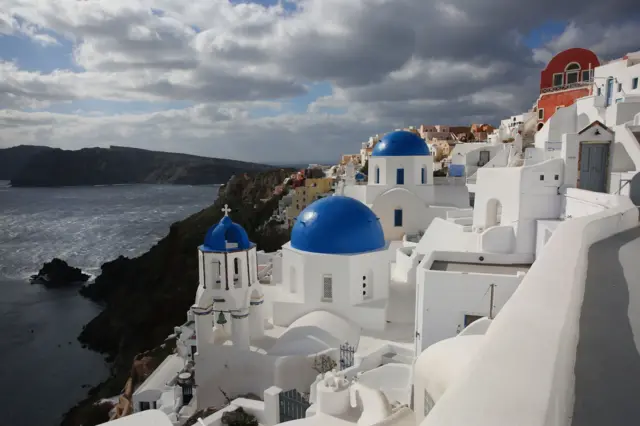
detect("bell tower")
[192,204,262,355]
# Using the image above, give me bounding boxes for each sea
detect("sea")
[0,181,218,426]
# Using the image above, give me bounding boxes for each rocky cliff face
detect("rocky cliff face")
[0,145,54,180]
[61,168,293,426]
[8,145,275,187]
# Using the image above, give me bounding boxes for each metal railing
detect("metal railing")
[540,80,592,94]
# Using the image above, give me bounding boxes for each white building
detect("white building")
[269,196,391,330]
[194,206,263,354]
[343,130,468,240]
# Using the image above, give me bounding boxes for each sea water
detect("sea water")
[0,182,217,425]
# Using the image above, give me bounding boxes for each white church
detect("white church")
[102,47,640,426]
[340,130,469,241]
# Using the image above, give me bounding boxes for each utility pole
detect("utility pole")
[489,284,496,319]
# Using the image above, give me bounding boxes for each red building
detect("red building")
[536,48,600,129]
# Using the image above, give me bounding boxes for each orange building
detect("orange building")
[536,48,600,130]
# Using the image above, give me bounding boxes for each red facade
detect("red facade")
[537,88,592,124]
[539,48,600,91]
[536,48,600,126]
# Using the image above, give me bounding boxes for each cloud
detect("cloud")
[0,0,638,162]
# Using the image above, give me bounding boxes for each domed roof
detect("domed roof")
[291,196,385,254]
[202,214,252,252]
[371,130,430,157]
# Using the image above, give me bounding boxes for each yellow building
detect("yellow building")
[285,177,334,227]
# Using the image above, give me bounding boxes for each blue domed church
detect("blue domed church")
[340,130,449,241]
[269,196,392,331]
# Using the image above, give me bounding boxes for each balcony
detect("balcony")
[541,80,592,95]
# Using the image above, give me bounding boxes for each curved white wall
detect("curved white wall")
[421,195,638,426]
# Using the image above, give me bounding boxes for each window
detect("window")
[212,261,222,289]
[396,168,405,185]
[552,73,563,87]
[322,275,333,301]
[421,167,426,184]
[565,63,580,71]
[618,83,623,92]
[539,174,544,181]
[538,108,544,120]
[581,69,591,81]
[375,166,380,184]
[597,87,602,96]
[554,174,559,181]
[140,402,151,411]
[464,314,483,327]
[424,390,435,417]
[566,72,579,84]
[234,258,239,275]
[394,209,403,227]
[633,77,639,90]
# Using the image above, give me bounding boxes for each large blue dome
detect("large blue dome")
[291,196,385,254]
[202,215,252,252]
[371,131,430,157]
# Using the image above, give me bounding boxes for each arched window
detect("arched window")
[565,62,581,85]
[375,166,380,184]
[421,166,427,184]
[233,257,240,283]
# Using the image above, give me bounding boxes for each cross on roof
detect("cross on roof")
[221,204,232,216]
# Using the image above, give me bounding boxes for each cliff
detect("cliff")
[0,145,54,180]
[61,168,294,426]
[6,145,274,187]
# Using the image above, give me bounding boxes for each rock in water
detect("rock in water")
[30,258,90,288]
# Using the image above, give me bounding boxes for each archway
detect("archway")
[485,198,502,227]
[537,122,544,131]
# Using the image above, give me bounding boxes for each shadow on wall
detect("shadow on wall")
[629,173,640,206]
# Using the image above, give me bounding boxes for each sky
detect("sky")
[1,0,639,164]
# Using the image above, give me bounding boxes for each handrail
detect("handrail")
[541,80,593,94]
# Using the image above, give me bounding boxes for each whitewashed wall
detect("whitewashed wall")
[275,245,390,330]
[420,194,638,426]
[416,265,524,351]
[195,345,336,409]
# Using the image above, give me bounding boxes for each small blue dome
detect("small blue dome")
[371,131,430,157]
[355,172,366,181]
[291,196,385,254]
[202,215,252,252]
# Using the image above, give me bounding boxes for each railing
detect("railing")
[540,80,592,94]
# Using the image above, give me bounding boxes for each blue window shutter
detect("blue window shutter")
[396,168,404,185]
[394,209,403,227]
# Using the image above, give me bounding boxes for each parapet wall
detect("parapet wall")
[421,192,638,426]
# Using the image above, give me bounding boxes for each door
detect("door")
[605,78,614,107]
[478,150,490,166]
[579,143,609,193]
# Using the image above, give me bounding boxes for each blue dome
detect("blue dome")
[355,172,366,181]
[202,215,252,252]
[371,131,430,157]
[291,196,385,254]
